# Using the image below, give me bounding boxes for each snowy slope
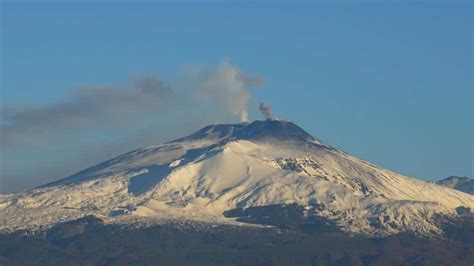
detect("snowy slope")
[1,120,473,237]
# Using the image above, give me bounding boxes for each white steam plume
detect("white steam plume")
[196,61,265,123]
[240,111,249,123]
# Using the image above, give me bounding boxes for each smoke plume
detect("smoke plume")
[1,60,266,193]
[258,102,273,120]
[1,60,265,147]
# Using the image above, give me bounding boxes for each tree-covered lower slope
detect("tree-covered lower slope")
[1,213,473,266]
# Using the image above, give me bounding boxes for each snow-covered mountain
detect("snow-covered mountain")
[1,120,473,237]
[436,176,474,195]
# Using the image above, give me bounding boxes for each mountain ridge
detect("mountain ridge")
[436,176,474,195]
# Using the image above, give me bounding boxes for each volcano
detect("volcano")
[1,120,473,237]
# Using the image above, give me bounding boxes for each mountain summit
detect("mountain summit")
[176,120,319,143]
[1,120,473,236]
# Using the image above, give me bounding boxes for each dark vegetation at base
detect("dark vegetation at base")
[224,204,341,233]
[1,216,473,266]
[437,210,474,245]
[46,215,104,241]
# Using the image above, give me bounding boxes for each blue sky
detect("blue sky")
[1,1,472,192]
